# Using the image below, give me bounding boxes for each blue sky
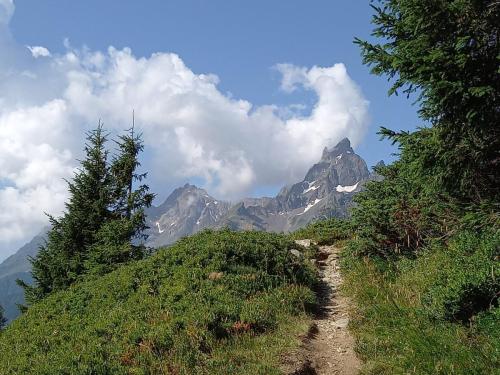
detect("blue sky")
[10,0,420,165]
[0,1,422,260]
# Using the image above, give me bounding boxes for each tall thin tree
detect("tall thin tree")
[85,114,155,275]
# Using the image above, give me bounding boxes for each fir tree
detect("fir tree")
[85,124,155,275]
[21,124,113,304]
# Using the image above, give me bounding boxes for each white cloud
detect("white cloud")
[27,45,51,58]
[275,63,308,93]
[0,0,13,26]
[0,0,370,260]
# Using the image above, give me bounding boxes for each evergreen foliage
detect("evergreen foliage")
[85,126,155,276]
[350,0,500,258]
[342,1,500,373]
[355,0,500,204]
[20,123,154,305]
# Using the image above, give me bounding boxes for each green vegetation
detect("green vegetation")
[0,230,317,374]
[290,218,353,246]
[2,1,499,373]
[343,231,499,374]
[355,0,499,204]
[20,124,154,305]
[337,1,500,374]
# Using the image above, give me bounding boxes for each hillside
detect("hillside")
[0,230,318,374]
[1,137,375,324]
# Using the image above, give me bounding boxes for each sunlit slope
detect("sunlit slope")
[0,230,317,375]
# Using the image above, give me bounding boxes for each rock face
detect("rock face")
[146,138,373,245]
[221,137,370,233]
[145,184,230,247]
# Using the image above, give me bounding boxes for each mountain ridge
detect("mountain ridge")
[145,137,375,245]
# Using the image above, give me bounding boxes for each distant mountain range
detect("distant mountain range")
[0,231,47,321]
[0,138,380,323]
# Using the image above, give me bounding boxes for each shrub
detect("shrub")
[291,218,353,245]
[0,229,318,374]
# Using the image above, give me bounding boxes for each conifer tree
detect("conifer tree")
[21,119,155,304]
[85,124,154,275]
[351,0,500,256]
[355,0,499,204]
[21,124,113,303]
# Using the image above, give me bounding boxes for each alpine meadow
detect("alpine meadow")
[0,1,498,374]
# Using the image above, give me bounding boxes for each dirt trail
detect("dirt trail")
[284,243,361,375]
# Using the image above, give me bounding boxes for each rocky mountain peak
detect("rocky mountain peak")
[146,183,230,248]
[321,137,353,161]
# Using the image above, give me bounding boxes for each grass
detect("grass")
[4,217,495,374]
[289,217,499,374]
[290,218,353,246]
[0,229,318,375]
[342,232,500,375]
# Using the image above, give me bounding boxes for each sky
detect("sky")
[0,0,421,261]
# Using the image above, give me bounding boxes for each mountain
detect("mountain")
[0,230,47,322]
[145,184,231,247]
[0,137,376,323]
[223,137,370,232]
[146,137,372,245]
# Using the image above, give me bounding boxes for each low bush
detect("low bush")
[0,229,317,375]
[290,218,353,245]
[342,230,500,374]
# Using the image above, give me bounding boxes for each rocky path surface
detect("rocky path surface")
[284,243,361,375]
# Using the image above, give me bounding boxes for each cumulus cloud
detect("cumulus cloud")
[0,0,370,259]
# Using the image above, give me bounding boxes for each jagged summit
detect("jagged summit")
[145,184,230,248]
[146,137,372,242]
[321,137,353,161]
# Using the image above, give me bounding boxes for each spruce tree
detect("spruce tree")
[21,121,155,304]
[21,124,113,303]
[351,0,500,256]
[85,125,154,275]
[355,0,500,204]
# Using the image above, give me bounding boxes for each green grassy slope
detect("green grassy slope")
[294,219,499,374]
[0,230,317,375]
[341,228,499,374]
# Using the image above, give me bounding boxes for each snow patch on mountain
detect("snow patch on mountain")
[156,222,164,234]
[298,198,322,215]
[304,180,319,193]
[336,182,359,193]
